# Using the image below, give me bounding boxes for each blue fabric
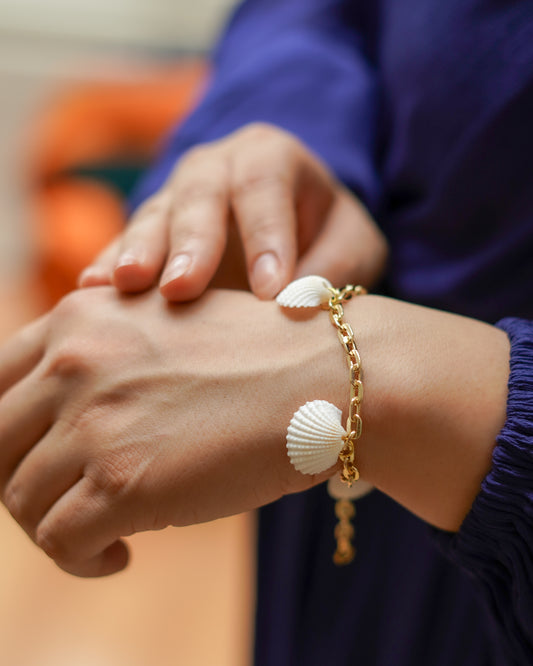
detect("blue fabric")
[130,0,381,213]
[434,318,533,665]
[378,1,533,321]
[256,488,508,665]
[130,0,533,663]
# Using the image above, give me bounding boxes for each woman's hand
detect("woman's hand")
[0,286,510,578]
[78,123,388,300]
[0,287,338,578]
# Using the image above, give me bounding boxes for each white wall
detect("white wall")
[0,0,235,50]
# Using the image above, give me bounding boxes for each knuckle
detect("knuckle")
[35,522,69,562]
[43,341,92,381]
[177,143,228,178]
[238,122,280,143]
[43,293,109,380]
[240,213,283,243]
[65,403,103,441]
[131,192,169,225]
[175,181,226,211]
[3,480,24,523]
[50,289,105,331]
[179,144,212,166]
[85,450,138,500]
[52,289,86,319]
[231,168,290,201]
[237,123,297,156]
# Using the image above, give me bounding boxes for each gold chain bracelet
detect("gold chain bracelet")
[325,284,366,487]
[276,276,368,566]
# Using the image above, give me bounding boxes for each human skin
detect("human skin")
[78,123,388,300]
[0,286,509,578]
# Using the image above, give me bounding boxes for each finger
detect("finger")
[58,541,130,578]
[35,476,131,577]
[230,153,297,300]
[0,316,47,395]
[295,191,388,288]
[2,426,82,536]
[0,367,55,490]
[293,157,335,255]
[159,149,229,301]
[112,192,172,293]
[78,237,122,287]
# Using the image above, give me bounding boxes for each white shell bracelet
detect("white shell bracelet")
[276,275,373,564]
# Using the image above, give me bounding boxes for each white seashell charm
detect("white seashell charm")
[276,275,333,308]
[287,400,347,475]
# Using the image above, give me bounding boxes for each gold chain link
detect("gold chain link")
[333,499,356,565]
[325,284,366,486]
[325,284,366,566]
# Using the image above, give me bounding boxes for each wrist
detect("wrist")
[238,287,509,532]
[340,296,510,531]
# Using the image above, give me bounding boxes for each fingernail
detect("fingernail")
[252,252,281,298]
[160,254,192,286]
[116,251,142,269]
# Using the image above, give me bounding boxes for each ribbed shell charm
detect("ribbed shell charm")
[287,400,347,474]
[276,275,333,308]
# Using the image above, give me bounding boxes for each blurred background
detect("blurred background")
[0,1,256,664]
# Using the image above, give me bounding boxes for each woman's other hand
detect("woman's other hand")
[78,123,388,300]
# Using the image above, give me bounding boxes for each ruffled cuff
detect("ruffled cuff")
[433,317,533,664]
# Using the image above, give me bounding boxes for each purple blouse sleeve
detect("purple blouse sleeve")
[130,0,381,213]
[434,317,533,665]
